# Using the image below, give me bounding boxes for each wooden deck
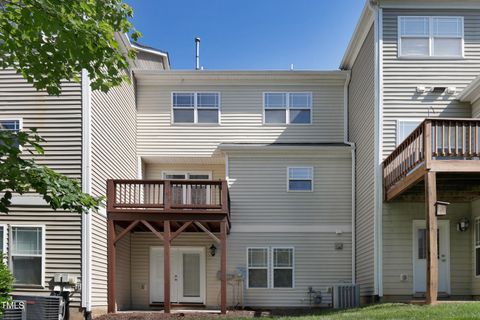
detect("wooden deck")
[383,118,480,201]
[106,179,230,314]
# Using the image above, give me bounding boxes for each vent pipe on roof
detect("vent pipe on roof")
[195,37,201,70]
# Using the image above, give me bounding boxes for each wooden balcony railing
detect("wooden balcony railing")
[383,118,480,196]
[106,179,230,215]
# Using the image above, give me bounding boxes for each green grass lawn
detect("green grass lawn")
[263,303,480,320]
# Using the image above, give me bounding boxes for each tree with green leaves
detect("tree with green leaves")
[0,0,141,95]
[0,129,103,214]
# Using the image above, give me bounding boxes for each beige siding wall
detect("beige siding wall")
[136,72,347,158]
[472,199,480,295]
[348,26,376,296]
[129,231,352,308]
[90,76,137,308]
[135,51,165,70]
[383,202,472,296]
[473,100,480,118]
[227,150,352,225]
[0,70,83,308]
[382,9,479,158]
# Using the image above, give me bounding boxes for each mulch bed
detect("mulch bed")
[94,310,262,320]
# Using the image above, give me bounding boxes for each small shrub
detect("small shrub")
[0,257,14,315]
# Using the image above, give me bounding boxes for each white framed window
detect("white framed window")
[0,119,23,148]
[172,92,220,124]
[398,16,464,58]
[287,167,314,192]
[264,92,312,124]
[475,217,480,277]
[272,247,294,288]
[0,225,6,256]
[396,119,423,145]
[10,225,45,286]
[247,248,269,288]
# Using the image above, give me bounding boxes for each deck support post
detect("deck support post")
[107,219,116,313]
[425,171,438,305]
[163,220,171,313]
[220,219,227,314]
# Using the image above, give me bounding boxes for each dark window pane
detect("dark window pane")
[0,120,20,131]
[289,180,312,191]
[248,269,268,288]
[198,110,219,123]
[273,269,293,288]
[197,93,218,108]
[173,109,194,123]
[476,248,480,276]
[265,110,286,124]
[290,110,311,124]
[173,93,194,107]
[13,256,42,285]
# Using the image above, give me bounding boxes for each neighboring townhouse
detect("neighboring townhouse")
[341,0,480,304]
[106,71,355,312]
[0,34,169,319]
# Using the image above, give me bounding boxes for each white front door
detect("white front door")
[413,220,450,294]
[150,247,206,304]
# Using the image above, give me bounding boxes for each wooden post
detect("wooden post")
[164,220,171,313]
[107,219,116,313]
[220,219,227,314]
[425,171,438,305]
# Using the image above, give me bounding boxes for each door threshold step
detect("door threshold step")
[150,303,206,309]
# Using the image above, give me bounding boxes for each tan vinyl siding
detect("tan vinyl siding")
[136,72,347,158]
[135,51,165,70]
[348,26,376,296]
[145,163,225,180]
[0,69,83,307]
[382,9,479,158]
[227,151,352,225]
[115,227,131,310]
[229,232,352,307]
[0,206,82,307]
[90,76,137,308]
[129,231,352,308]
[383,202,472,296]
[473,100,480,118]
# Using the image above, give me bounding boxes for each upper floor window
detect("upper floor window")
[397,119,422,144]
[172,92,220,124]
[0,119,22,148]
[398,16,464,58]
[264,92,312,124]
[287,167,313,192]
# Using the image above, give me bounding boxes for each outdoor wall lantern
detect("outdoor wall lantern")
[435,201,450,216]
[209,244,217,257]
[457,218,470,232]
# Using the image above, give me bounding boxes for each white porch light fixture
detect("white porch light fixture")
[434,201,450,216]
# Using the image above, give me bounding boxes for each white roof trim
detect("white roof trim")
[131,43,169,58]
[458,75,480,104]
[219,143,353,152]
[339,2,374,70]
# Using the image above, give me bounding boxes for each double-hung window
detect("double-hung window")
[397,119,422,145]
[172,92,219,124]
[247,247,295,289]
[11,226,44,286]
[247,248,268,288]
[264,92,312,124]
[288,167,313,192]
[0,119,22,148]
[475,218,480,276]
[398,16,464,58]
[272,248,294,288]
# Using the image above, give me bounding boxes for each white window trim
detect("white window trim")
[475,217,480,278]
[287,167,314,192]
[396,118,424,145]
[398,16,465,59]
[246,247,269,289]
[0,225,6,258]
[9,225,45,288]
[271,247,295,289]
[263,92,313,125]
[0,118,23,131]
[171,92,221,125]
